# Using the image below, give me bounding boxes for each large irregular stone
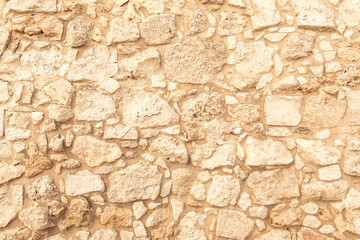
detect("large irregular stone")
[303,93,346,128]
[12,14,63,40]
[177,212,207,240]
[67,45,109,82]
[218,12,247,36]
[5,127,32,141]
[235,41,273,82]
[245,136,293,166]
[121,92,179,128]
[0,140,11,160]
[301,180,349,201]
[18,206,54,231]
[296,139,341,166]
[269,204,302,227]
[103,123,138,140]
[140,14,177,45]
[71,136,122,167]
[216,209,254,240]
[0,27,10,57]
[66,18,94,47]
[0,226,31,240]
[347,91,360,125]
[0,200,17,228]
[37,79,74,105]
[207,175,240,207]
[344,137,360,176]
[0,162,25,185]
[181,91,225,126]
[164,37,226,84]
[0,81,9,103]
[65,170,105,196]
[250,0,282,30]
[25,142,53,177]
[118,48,160,78]
[27,175,59,201]
[20,47,62,78]
[228,104,260,125]
[337,37,360,63]
[254,229,291,240]
[107,18,140,44]
[74,90,116,121]
[145,207,169,227]
[107,162,162,203]
[150,135,188,164]
[100,206,133,227]
[265,95,302,126]
[192,143,236,169]
[246,168,299,205]
[291,0,336,30]
[282,34,315,60]
[6,0,57,13]
[297,227,334,240]
[58,197,93,231]
[172,168,194,196]
[338,0,360,28]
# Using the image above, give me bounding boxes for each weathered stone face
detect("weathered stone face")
[107,162,162,203]
[216,209,254,240]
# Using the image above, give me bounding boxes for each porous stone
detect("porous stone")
[6,0,57,13]
[27,175,59,201]
[245,136,293,166]
[121,92,179,128]
[172,168,194,196]
[291,0,336,30]
[250,0,282,30]
[0,200,17,228]
[216,209,254,240]
[58,197,93,231]
[282,34,315,60]
[150,135,188,164]
[107,18,140,44]
[25,142,53,177]
[66,18,94,47]
[177,212,207,240]
[246,168,300,205]
[164,37,226,84]
[71,136,122,167]
[218,12,247,36]
[207,175,240,207]
[107,162,162,203]
[67,45,109,82]
[140,14,177,45]
[18,206,54,231]
[100,206,133,227]
[75,90,115,121]
[65,170,105,196]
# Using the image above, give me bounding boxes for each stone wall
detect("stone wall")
[0,0,359,239]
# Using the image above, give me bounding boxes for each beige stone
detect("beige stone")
[27,175,58,201]
[140,14,176,45]
[218,12,247,36]
[19,206,54,231]
[100,206,133,227]
[177,212,207,240]
[250,0,282,30]
[0,199,17,228]
[246,168,299,205]
[164,37,226,84]
[291,0,336,30]
[296,139,340,166]
[207,175,240,207]
[265,95,302,126]
[6,0,57,13]
[58,197,93,231]
[66,18,94,47]
[245,136,293,166]
[282,34,314,60]
[150,135,188,164]
[254,229,291,240]
[25,142,53,177]
[172,168,194,196]
[216,209,254,240]
[12,14,63,40]
[269,204,302,227]
[301,180,349,201]
[65,170,105,196]
[0,27,10,57]
[107,162,162,203]
[71,136,122,167]
[347,91,360,125]
[107,18,140,44]
[121,92,179,128]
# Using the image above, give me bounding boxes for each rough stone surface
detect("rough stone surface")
[18,206,54,231]
[66,18,93,47]
[207,175,240,207]
[150,135,188,164]
[140,14,177,45]
[107,162,162,203]
[6,0,57,12]
[245,136,293,166]
[177,212,207,240]
[121,92,179,128]
[71,136,122,167]
[265,95,302,126]
[250,0,282,30]
[27,175,59,201]
[282,34,315,60]
[216,209,254,240]
[246,168,300,205]
[58,197,93,231]
[65,170,105,196]
[164,37,226,84]
[107,18,140,44]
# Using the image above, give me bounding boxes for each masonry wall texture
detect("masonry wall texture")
[0,0,360,239]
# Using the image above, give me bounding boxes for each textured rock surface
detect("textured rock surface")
[1,1,360,239]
